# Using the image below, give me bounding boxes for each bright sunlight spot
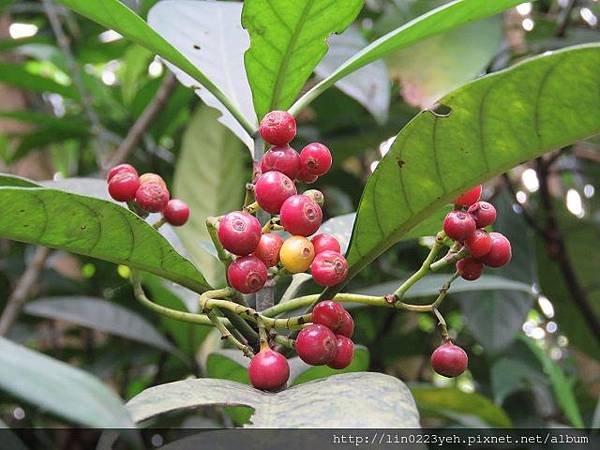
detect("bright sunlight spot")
[538,296,555,318]
[148,60,164,78]
[516,190,527,204]
[98,30,123,43]
[566,189,584,218]
[580,8,598,27]
[516,2,532,16]
[521,168,539,192]
[583,184,595,198]
[9,23,38,39]
[522,18,535,31]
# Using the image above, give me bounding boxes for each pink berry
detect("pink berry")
[254,171,297,214]
[464,229,492,258]
[337,310,354,338]
[280,195,323,236]
[248,348,289,391]
[312,300,345,331]
[299,143,332,177]
[296,166,319,184]
[431,341,468,377]
[139,173,167,190]
[456,257,484,281]
[443,210,476,241]
[218,211,261,256]
[260,145,301,179]
[295,324,337,366]
[259,111,296,146]
[480,232,512,268]
[454,185,482,207]
[107,163,137,182]
[254,233,284,267]
[227,255,268,294]
[467,201,497,228]
[108,172,140,202]
[163,199,190,226]
[311,234,341,255]
[310,251,348,287]
[328,336,354,369]
[135,182,169,212]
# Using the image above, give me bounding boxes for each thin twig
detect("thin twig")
[0,247,51,336]
[105,73,177,170]
[555,0,577,38]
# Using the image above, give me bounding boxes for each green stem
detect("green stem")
[430,247,469,272]
[432,308,449,340]
[206,217,233,266]
[152,217,167,229]
[432,271,459,309]
[394,232,445,299]
[207,309,254,358]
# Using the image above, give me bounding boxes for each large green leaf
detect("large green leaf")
[0,337,133,427]
[341,45,600,288]
[289,0,527,113]
[0,187,210,293]
[174,106,249,287]
[24,297,177,355]
[411,385,511,427]
[56,0,253,133]
[127,372,419,427]
[242,0,363,119]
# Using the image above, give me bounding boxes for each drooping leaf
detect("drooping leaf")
[24,297,177,354]
[0,62,79,99]
[315,25,390,123]
[174,106,249,287]
[148,0,257,151]
[290,0,527,113]
[127,372,419,427]
[0,187,210,293]
[0,337,133,427]
[242,0,364,119]
[411,385,512,427]
[341,45,600,290]
[56,0,253,134]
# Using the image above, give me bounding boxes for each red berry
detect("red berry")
[311,233,341,255]
[108,172,140,202]
[296,166,319,184]
[480,232,512,268]
[163,199,190,226]
[337,310,354,338]
[259,110,296,146]
[431,341,468,377]
[107,163,137,182]
[310,251,348,287]
[443,210,476,241]
[454,185,482,207]
[218,211,261,256]
[135,181,169,212]
[254,233,283,267]
[467,201,497,228]
[254,171,297,214]
[295,324,337,366]
[299,143,332,177]
[456,257,484,281]
[139,173,167,190]
[227,255,268,294]
[280,195,323,236]
[312,300,345,330]
[464,229,492,258]
[328,336,354,369]
[248,348,289,391]
[260,145,301,179]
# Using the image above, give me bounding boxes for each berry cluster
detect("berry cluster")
[248,300,355,391]
[444,185,512,281]
[107,164,190,227]
[218,111,348,294]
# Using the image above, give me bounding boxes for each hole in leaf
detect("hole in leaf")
[193,44,201,50]
[430,104,452,118]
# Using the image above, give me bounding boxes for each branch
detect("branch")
[0,246,51,336]
[536,157,600,339]
[555,0,578,38]
[105,73,177,170]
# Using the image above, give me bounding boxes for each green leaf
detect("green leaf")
[411,385,512,427]
[490,356,546,404]
[24,297,177,355]
[56,0,254,134]
[0,63,79,99]
[341,45,600,289]
[0,173,40,188]
[206,349,251,385]
[0,187,210,293]
[174,106,249,287]
[242,0,363,119]
[290,0,527,113]
[0,337,133,427]
[127,372,419,427]
[520,335,584,427]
